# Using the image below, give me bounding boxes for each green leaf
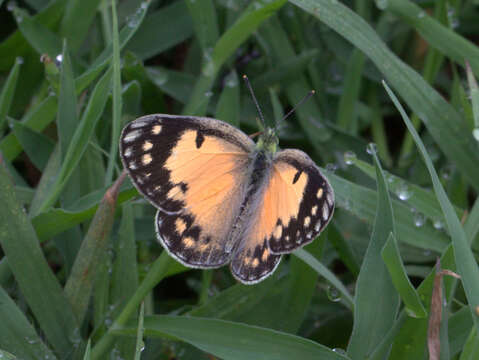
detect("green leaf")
[12,121,54,171]
[134,303,145,360]
[0,57,22,133]
[347,147,399,358]
[126,315,350,360]
[381,233,427,318]
[0,161,79,357]
[384,80,479,330]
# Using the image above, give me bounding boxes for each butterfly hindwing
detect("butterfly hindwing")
[266,149,334,254]
[120,114,255,268]
[230,148,334,283]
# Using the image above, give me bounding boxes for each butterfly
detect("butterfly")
[119,77,334,284]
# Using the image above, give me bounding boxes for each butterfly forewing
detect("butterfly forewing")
[120,114,255,268]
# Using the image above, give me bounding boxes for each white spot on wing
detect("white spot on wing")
[311,205,318,216]
[130,120,149,129]
[124,147,133,157]
[129,161,137,170]
[326,192,333,206]
[143,141,153,151]
[315,221,321,232]
[152,125,162,135]
[304,216,311,227]
[124,130,141,143]
[322,203,329,221]
[142,153,152,165]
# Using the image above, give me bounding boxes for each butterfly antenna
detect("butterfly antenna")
[243,75,266,129]
[278,90,315,129]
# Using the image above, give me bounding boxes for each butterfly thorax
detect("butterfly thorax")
[255,127,279,155]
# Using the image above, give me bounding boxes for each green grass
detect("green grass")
[0,0,478,359]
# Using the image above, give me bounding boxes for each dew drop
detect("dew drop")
[423,249,431,256]
[332,348,347,355]
[473,128,479,141]
[343,151,357,165]
[366,142,378,155]
[16,56,24,64]
[413,212,426,227]
[7,1,16,11]
[396,182,412,201]
[204,91,213,98]
[326,285,341,302]
[433,219,444,230]
[325,163,338,173]
[55,54,63,66]
[417,11,426,19]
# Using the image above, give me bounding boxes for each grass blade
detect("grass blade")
[291,0,479,192]
[347,146,399,358]
[381,233,427,318]
[134,303,145,360]
[0,286,56,360]
[215,70,240,126]
[294,248,353,309]
[0,57,21,133]
[105,0,122,184]
[383,80,479,330]
[185,0,219,50]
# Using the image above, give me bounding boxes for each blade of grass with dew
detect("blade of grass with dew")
[125,1,194,60]
[383,80,479,329]
[467,200,479,251]
[105,0,122,184]
[466,62,479,143]
[182,0,287,116]
[328,172,449,252]
[294,248,354,309]
[0,95,57,162]
[64,172,126,324]
[290,0,479,193]
[0,57,21,133]
[381,233,427,318]
[36,68,113,214]
[351,156,463,223]
[12,6,62,58]
[328,222,360,276]
[83,340,91,360]
[12,121,54,171]
[0,286,56,360]
[91,252,173,359]
[56,41,77,160]
[60,0,102,51]
[121,315,351,360]
[216,70,240,127]
[0,350,16,360]
[0,0,66,71]
[347,148,399,358]
[0,160,79,357]
[387,0,479,78]
[368,86,393,167]
[185,0,218,51]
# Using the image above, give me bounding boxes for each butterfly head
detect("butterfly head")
[256,127,278,155]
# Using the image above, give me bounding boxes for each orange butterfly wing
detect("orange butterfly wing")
[230,149,334,283]
[120,115,254,268]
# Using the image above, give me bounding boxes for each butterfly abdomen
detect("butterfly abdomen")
[225,150,273,253]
